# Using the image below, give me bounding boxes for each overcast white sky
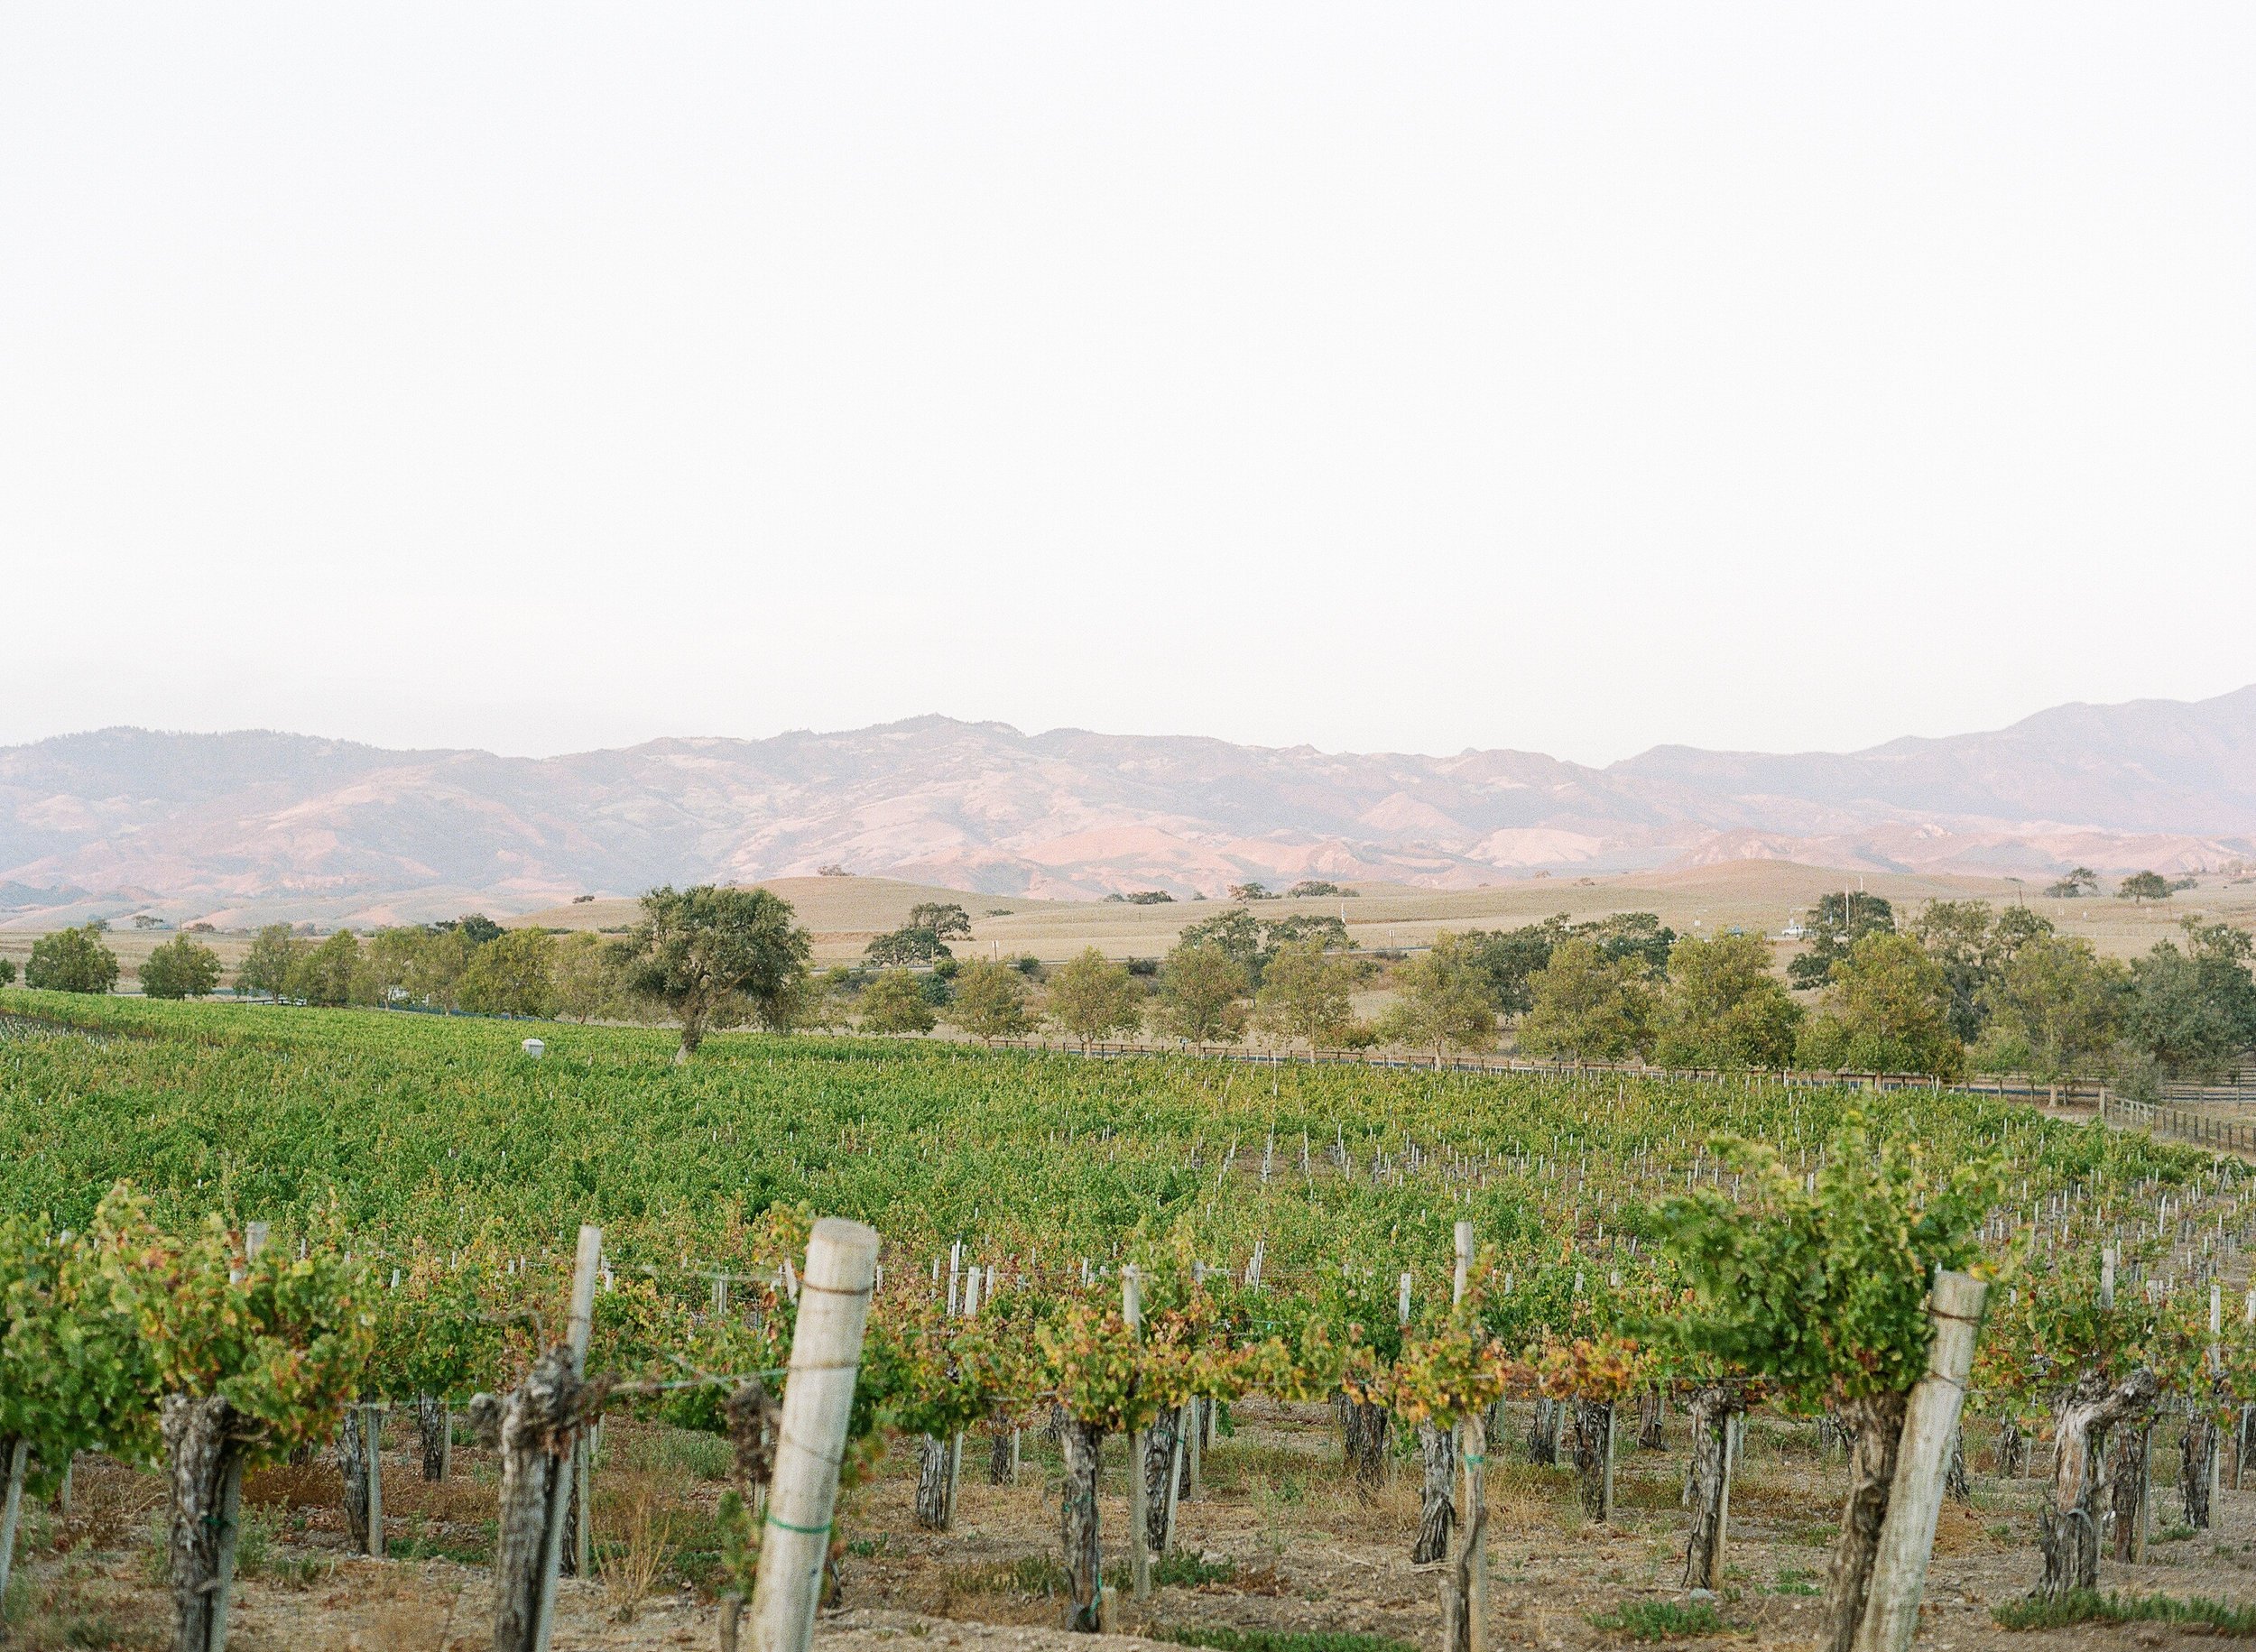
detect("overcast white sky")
[2,5,2250,766]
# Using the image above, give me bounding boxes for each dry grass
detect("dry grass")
[55,1458,165,1555]
[592,1471,669,1621]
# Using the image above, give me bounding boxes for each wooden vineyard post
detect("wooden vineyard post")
[528,1225,602,1652]
[1123,1267,1150,1602]
[0,1435,28,1611]
[1853,1269,1988,1652]
[750,1219,880,1652]
[1448,1220,1487,1652]
[2210,1285,2224,1518]
[1186,1264,1206,1503]
[365,1405,385,1558]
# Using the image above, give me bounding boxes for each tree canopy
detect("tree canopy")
[617,884,813,1060]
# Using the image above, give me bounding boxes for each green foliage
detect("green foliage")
[24,927,119,995]
[1653,1122,1994,1408]
[859,969,937,1035]
[1587,1600,1724,1641]
[1453,913,1673,1017]
[1155,943,1250,1043]
[1284,881,1356,900]
[2116,871,2174,904]
[1974,934,2123,1082]
[289,931,365,1007]
[1253,938,1361,1048]
[1377,933,1499,1055]
[0,1216,149,1490]
[1909,900,2055,1044]
[948,958,1033,1039]
[1157,1628,1418,1652]
[1787,891,1896,990]
[619,884,813,1057]
[2045,867,2099,900]
[2122,920,2256,1080]
[91,1188,374,1463]
[458,928,558,1017]
[551,930,627,1022]
[1795,932,1965,1078]
[1045,948,1144,1043]
[907,903,973,940]
[864,926,953,966]
[136,935,223,1001]
[1650,932,1802,1069]
[0,957,14,987]
[1992,1590,2256,1634]
[1516,937,1653,1062]
[233,924,304,1000]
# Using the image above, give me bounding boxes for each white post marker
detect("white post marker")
[1853,1269,1988,1652]
[750,1219,880,1652]
[522,1038,545,1058]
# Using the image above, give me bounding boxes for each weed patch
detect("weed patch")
[1992,1590,2256,1635]
[1588,1599,1724,1641]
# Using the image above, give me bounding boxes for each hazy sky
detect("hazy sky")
[3,5,2250,766]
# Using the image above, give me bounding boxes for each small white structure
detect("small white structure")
[522,1038,546,1059]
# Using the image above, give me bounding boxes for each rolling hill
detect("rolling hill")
[3,688,2251,926]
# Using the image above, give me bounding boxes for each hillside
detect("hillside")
[2,689,2251,926]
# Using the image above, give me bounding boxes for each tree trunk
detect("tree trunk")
[1996,1418,2027,1480]
[161,1393,253,1652]
[1059,1420,1105,1632]
[2039,1367,2156,1599]
[1144,1410,1180,1552]
[2181,1410,2217,1532]
[1636,1388,1666,1450]
[1682,1386,1735,1591]
[1525,1398,1559,1465]
[418,1396,450,1481]
[1816,1390,1906,1652]
[1341,1398,1390,1495]
[1572,1400,1614,1523]
[915,1434,954,1529]
[990,1418,1013,1485]
[337,1406,374,1553]
[1413,1419,1456,1564]
[2110,1419,2151,1563]
[1946,1422,1971,1504]
[479,1344,584,1652]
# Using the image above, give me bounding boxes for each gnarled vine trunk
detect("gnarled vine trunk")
[1525,1398,1560,1465]
[2039,1366,2156,1599]
[1059,1420,1105,1632]
[1412,1419,1456,1564]
[161,1392,254,1652]
[1817,1390,1907,1652]
[1682,1386,1736,1591]
[417,1396,450,1481]
[2110,1419,2151,1563]
[1996,1418,2027,1480]
[1341,1398,1390,1495]
[915,1434,957,1529]
[1636,1388,1666,1449]
[1572,1400,1614,1523]
[2181,1409,2217,1531]
[1144,1410,1180,1552]
[990,1418,1015,1485]
[1946,1422,1971,1504]
[337,1407,376,1553]
[475,1343,584,1652]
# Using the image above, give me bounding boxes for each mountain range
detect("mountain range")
[4,687,2253,927]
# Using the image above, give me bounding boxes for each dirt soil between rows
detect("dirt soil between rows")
[15,1398,2256,1650]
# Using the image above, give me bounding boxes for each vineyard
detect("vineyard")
[2,991,2255,1651]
